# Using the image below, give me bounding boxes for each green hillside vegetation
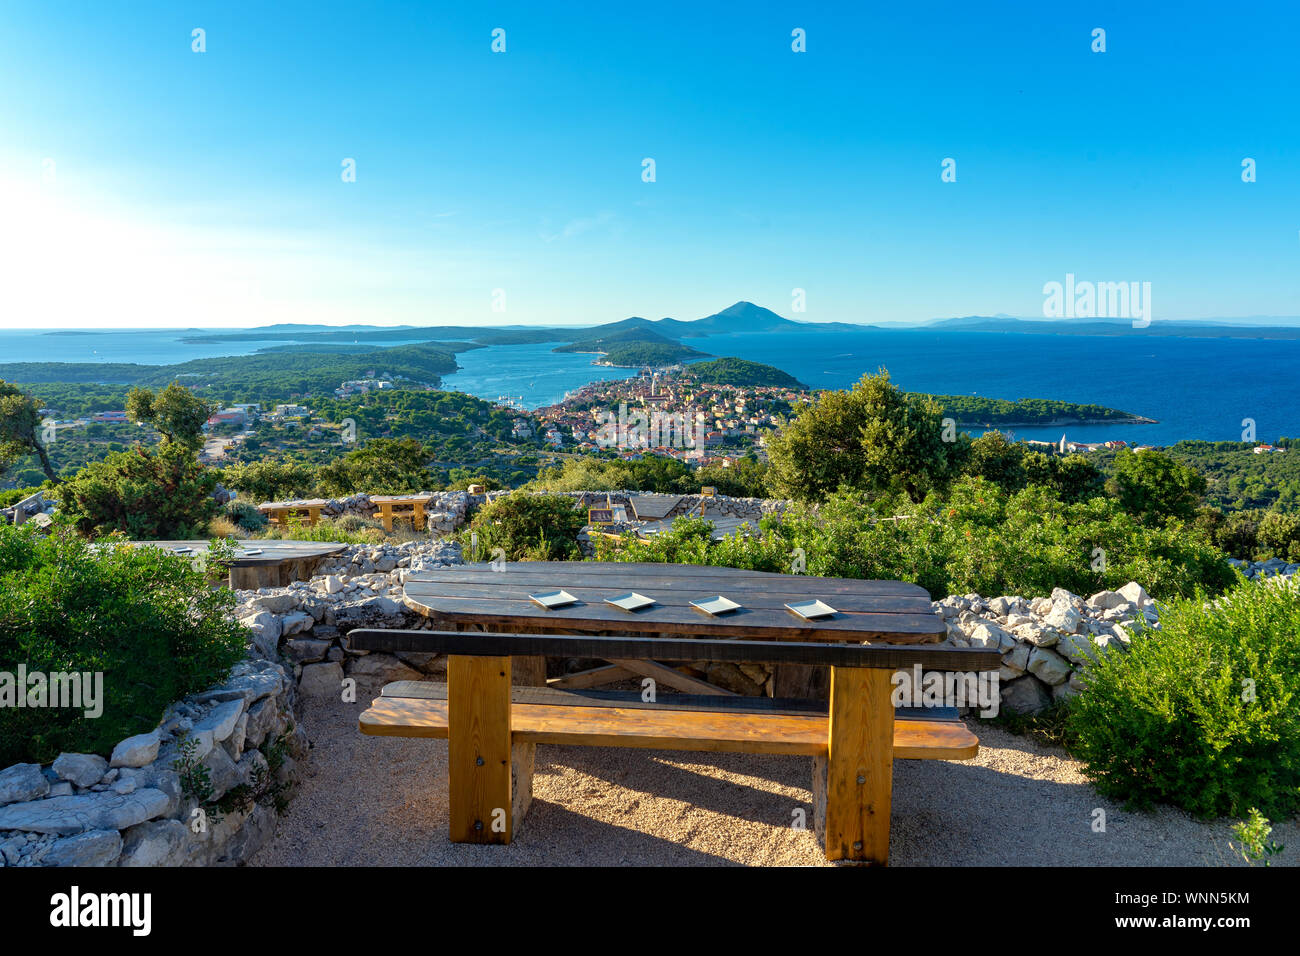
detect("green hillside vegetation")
[598,342,710,366]
[926,394,1146,425]
[0,343,460,404]
[14,383,132,418]
[552,327,680,352]
[683,358,806,388]
[1165,439,1300,511]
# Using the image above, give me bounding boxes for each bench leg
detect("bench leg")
[447,655,517,843]
[813,667,893,864]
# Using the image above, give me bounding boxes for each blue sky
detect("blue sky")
[1,0,1297,328]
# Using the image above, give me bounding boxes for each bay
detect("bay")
[2,326,1297,445]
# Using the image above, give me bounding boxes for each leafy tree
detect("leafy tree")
[220,458,318,502]
[315,437,434,496]
[126,383,215,450]
[696,455,771,498]
[1019,450,1105,503]
[766,369,961,502]
[962,430,1026,492]
[1048,453,1107,502]
[0,379,58,483]
[1107,448,1208,525]
[1256,511,1300,561]
[54,443,220,538]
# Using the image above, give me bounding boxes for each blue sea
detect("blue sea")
[2,327,1297,446]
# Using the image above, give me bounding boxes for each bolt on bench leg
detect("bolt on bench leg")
[813,666,894,865]
[448,655,528,844]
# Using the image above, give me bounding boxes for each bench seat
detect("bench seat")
[360,681,979,760]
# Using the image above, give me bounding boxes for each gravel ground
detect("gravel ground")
[251,683,1297,867]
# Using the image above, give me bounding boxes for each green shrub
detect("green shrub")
[1066,578,1300,819]
[460,492,586,561]
[224,500,268,533]
[1257,511,1300,561]
[0,526,248,765]
[53,443,219,539]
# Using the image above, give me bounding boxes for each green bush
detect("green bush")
[224,500,268,533]
[0,526,248,765]
[1257,511,1300,561]
[1066,578,1300,819]
[460,492,586,561]
[598,477,1236,601]
[53,443,219,539]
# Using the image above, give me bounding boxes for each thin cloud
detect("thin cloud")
[539,210,616,243]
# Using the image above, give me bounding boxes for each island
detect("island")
[924,394,1156,427]
[680,358,807,389]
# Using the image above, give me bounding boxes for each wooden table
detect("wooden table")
[401,561,945,697]
[127,539,349,589]
[258,499,329,528]
[371,494,436,532]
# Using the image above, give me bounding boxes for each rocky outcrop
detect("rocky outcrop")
[1228,557,1298,582]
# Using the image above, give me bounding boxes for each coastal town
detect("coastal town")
[530,366,807,464]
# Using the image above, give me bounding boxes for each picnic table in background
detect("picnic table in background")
[127,539,347,588]
[370,493,436,532]
[257,499,329,528]
[400,561,945,696]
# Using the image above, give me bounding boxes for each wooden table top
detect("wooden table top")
[402,561,945,644]
[123,539,348,567]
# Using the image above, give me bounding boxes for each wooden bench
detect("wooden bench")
[350,629,1000,864]
[370,494,435,532]
[257,499,328,527]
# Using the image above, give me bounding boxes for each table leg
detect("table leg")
[447,655,516,844]
[814,666,893,864]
